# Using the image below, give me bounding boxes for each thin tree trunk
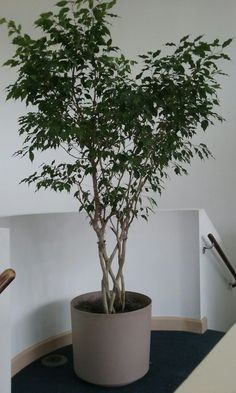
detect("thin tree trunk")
[108,230,128,313]
[95,218,129,314]
[97,239,110,314]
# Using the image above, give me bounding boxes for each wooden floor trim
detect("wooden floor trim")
[11,316,207,376]
[151,316,207,334]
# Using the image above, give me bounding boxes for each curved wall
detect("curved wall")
[0,210,200,357]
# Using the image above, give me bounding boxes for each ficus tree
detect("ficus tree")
[0,0,232,313]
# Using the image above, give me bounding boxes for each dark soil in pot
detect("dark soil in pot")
[75,291,150,313]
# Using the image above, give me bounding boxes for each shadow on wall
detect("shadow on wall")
[13,299,71,356]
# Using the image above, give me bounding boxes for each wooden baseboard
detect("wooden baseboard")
[151,316,207,334]
[11,316,207,376]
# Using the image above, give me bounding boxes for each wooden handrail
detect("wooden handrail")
[207,233,236,287]
[0,269,16,294]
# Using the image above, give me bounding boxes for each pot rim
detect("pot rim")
[71,290,152,317]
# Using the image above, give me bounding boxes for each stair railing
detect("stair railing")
[0,269,16,294]
[203,233,236,288]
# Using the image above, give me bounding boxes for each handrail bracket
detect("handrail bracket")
[203,244,215,254]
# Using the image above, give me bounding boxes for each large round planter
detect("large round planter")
[71,291,152,387]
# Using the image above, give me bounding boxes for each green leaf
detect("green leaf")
[106,0,117,9]
[0,17,6,25]
[221,53,231,60]
[194,35,204,42]
[8,20,16,28]
[165,42,176,46]
[39,12,53,18]
[136,72,143,80]
[180,34,190,42]
[212,38,219,46]
[3,59,18,67]
[29,150,34,162]
[222,38,233,48]
[201,120,209,131]
[153,49,161,58]
[56,0,68,6]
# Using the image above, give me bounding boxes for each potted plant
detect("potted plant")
[0,0,231,386]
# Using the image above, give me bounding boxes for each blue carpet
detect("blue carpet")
[12,330,224,393]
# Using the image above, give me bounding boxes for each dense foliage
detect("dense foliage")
[1,0,231,313]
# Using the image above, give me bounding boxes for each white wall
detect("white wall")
[199,210,236,331]
[0,229,11,393]
[126,210,200,318]
[0,213,99,357]
[0,210,200,357]
[0,0,236,264]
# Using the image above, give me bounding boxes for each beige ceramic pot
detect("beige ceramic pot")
[71,291,152,387]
